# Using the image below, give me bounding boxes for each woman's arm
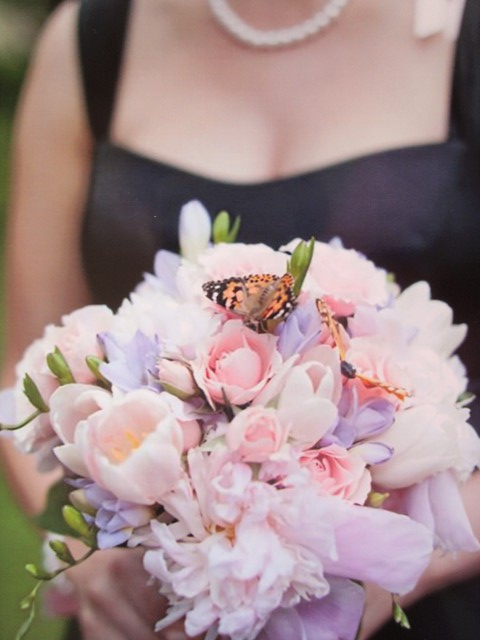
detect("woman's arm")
[0,0,93,514]
[1,5,188,638]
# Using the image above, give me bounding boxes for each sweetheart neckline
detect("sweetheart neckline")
[98,137,462,189]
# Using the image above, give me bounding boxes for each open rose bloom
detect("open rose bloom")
[2,201,479,640]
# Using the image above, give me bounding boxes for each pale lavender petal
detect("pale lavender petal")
[337,389,396,443]
[259,578,364,640]
[388,471,480,552]
[276,300,323,359]
[322,503,433,594]
[100,331,161,391]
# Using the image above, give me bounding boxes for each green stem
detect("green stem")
[0,409,42,432]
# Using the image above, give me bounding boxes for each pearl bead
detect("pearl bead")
[208,0,351,50]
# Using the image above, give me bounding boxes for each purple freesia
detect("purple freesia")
[83,483,155,549]
[100,330,161,391]
[329,387,396,447]
[276,300,324,359]
[258,577,365,640]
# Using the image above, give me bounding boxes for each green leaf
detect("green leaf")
[46,347,75,385]
[33,481,76,536]
[22,374,49,413]
[212,210,241,244]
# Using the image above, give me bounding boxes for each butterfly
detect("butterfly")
[316,298,410,401]
[202,273,297,330]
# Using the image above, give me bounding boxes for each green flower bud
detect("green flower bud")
[24,564,51,581]
[85,355,110,387]
[62,505,92,539]
[287,237,315,295]
[48,539,76,565]
[46,347,75,385]
[393,600,410,629]
[22,374,49,413]
[212,210,241,244]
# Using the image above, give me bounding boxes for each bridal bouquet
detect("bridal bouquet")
[2,201,479,640]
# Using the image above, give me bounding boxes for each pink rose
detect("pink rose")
[300,444,371,504]
[193,320,282,406]
[226,406,289,462]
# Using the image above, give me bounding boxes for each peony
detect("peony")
[61,389,188,504]
[284,239,390,316]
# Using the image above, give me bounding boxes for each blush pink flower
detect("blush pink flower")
[11,306,114,459]
[254,346,340,448]
[71,389,186,504]
[284,239,390,316]
[369,404,473,489]
[51,383,112,478]
[225,406,289,462]
[193,320,282,407]
[300,444,371,504]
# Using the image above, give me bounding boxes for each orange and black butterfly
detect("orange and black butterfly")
[316,298,410,401]
[202,273,296,330]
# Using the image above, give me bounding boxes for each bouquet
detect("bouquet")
[1,200,479,640]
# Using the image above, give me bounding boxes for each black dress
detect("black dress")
[69,0,480,637]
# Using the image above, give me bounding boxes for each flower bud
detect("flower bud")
[46,347,75,385]
[22,374,49,413]
[158,358,199,400]
[62,505,93,542]
[179,200,212,262]
[287,237,315,295]
[212,210,241,244]
[48,540,75,565]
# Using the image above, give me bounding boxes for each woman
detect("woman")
[2,0,480,638]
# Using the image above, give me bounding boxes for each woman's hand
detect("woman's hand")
[67,547,200,640]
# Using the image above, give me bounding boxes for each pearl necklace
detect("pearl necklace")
[208,0,351,49]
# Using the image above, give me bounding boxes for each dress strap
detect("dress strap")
[451,0,480,151]
[77,0,132,141]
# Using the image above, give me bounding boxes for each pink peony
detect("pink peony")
[193,320,282,407]
[284,239,390,316]
[70,389,187,504]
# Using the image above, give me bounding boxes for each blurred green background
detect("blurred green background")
[0,1,67,638]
